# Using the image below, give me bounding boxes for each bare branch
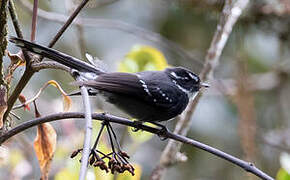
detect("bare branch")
[8,0,23,38]
[30,0,38,41]
[19,0,203,71]
[79,85,93,180]
[0,112,273,180]
[151,0,250,179]
[31,61,71,72]
[47,0,90,48]
[0,0,9,85]
[4,0,90,123]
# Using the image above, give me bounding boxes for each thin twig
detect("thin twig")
[30,0,38,41]
[8,0,23,38]
[19,0,203,71]
[4,0,90,123]
[79,85,93,180]
[47,0,90,48]
[151,0,250,179]
[0,112,274,180]
[92,122,105,150]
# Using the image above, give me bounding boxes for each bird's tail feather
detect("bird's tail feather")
[9,36,104,75]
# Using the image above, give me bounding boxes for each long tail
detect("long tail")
[9,36,104,75]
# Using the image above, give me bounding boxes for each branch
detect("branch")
[8,0,23,38]
[19,0,203,71]
[151,0,250,179]
[78,85,93,180]
[0,112,273,180]
[31,61,71,72]
[30,0,38,41]
[3,0,90,123]
[47,0,90,48]
[0,0,9,85]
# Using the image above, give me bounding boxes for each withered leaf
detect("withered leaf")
[18,94,30,111]
[34,123,57,180]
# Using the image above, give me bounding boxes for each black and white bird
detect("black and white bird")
[9,36,209,124]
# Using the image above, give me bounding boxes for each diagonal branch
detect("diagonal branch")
[19,0,203,71]
[151,0,250,179]
[47,0,90,48]
[4,0,90,123]
[0,112,273,180]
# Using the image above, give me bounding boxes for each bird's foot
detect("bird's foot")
[151,122,168,141]
[131,121,143,132]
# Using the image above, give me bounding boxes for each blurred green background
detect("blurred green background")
[1,0,290,179]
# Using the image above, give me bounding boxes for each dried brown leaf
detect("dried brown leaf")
[33,123,57,180]
[18,94,30,111]
[6,51,25,84]
[13,80,72,112]
[47,80,72,111]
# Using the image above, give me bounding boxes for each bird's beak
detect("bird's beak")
[200,82,210,88]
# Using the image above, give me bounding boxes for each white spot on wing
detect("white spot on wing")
[139,79,152,96]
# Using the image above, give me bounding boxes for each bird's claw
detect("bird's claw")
[157,126,168,141]
[131,121,143,132]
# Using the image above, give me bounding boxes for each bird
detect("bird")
[9,36,209,129]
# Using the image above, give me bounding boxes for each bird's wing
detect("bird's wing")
[78,72,183,107]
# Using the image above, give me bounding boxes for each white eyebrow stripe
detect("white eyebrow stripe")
[170,72,181,79]
[188,72,199,82]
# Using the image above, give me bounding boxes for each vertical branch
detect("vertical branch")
[3,0,91,123]
[30,0,38,41]
[151,0,250,179]
[234,60,257,163]
[79,85,93,180]
[0,0,9,85]
[0,0,9,129]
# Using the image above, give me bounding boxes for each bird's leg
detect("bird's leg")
[131,121,143,132]
[150,122,168,141]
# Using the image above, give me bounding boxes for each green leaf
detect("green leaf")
[119,45,168,73]
[277,168,290,180]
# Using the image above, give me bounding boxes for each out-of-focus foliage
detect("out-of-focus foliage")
[118,45,168,73]
[277,169,290,180]
[277,153,290,180]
